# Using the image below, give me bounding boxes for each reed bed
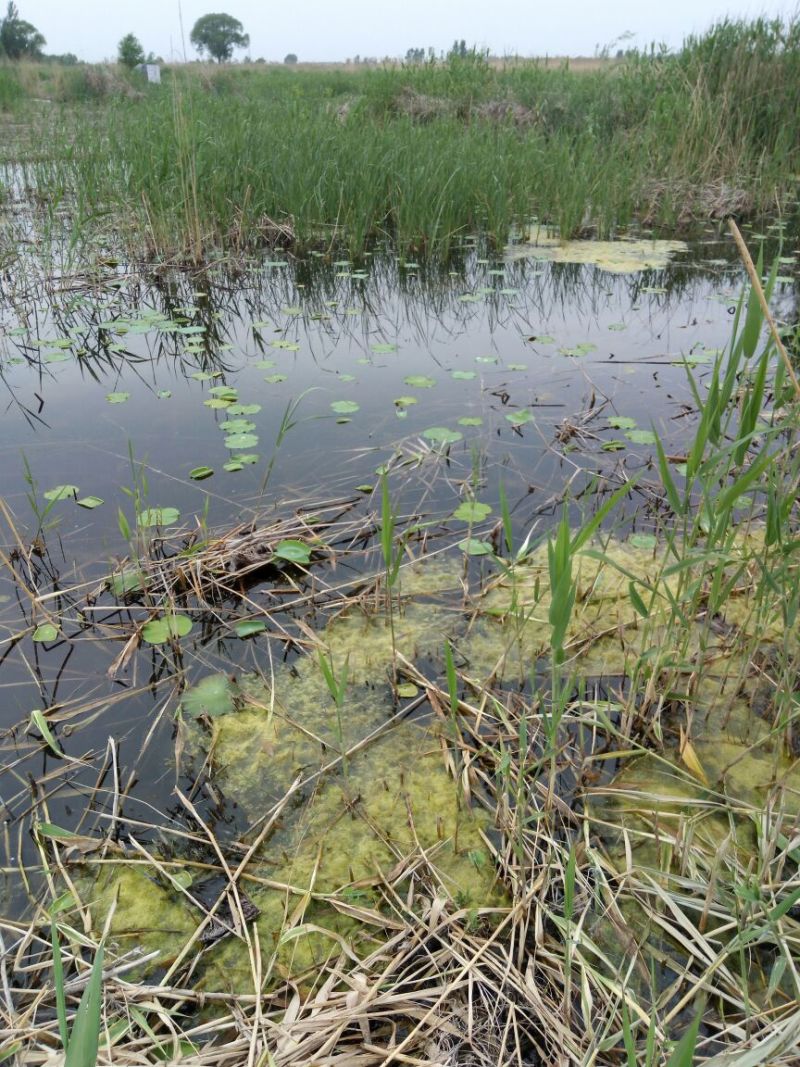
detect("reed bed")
[2,17,800,261]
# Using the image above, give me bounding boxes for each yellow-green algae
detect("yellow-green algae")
[506,229,688,273]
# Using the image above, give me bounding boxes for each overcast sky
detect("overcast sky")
[18,0,799,63]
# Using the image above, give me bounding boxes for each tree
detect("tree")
[283,53,298,64]
[118,33,145,68]
[189,13,249,63]
[0,3,45,60]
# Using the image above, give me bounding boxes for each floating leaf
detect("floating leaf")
[505,410,534,426]
[264,374,287,384]
[281,306,302,316]
[33,622,59,643]
[234,619,268,638]
[394,396,417,407]
[251,320,271,329]
[370,343,397,353]
[105,391,130,404]
[223,461,244,472]
[404,375,436,388]
[231,453,259,465]
[270,340,300,350]
[204,398,235,409]
[141,614,193,645]
[157,390,172,400]
[602,440,626,452]
[608,322,627,331]
[137,507,180,527]
[458,416,484,427]
[396,683,419,698]
[422,426,462,445]
[274,540,312,565]
[452,501,492,523]
[109,569,143,596]
[189,466,214,481]
[208,385,238,398]
[607,416,637,430]
[331,400,360,414]
[507,363,528,371]
[224,433,259,449]
[459,538,494,556]
[219,419,256,433]
[228,403,261,415]
[529,334,555,344]
[451,370,476,380]
[626,429,657,445]
[44,485,79,502]
[76,496,104,509]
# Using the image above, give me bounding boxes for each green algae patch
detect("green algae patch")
[507,230,688,274]
[82,864,196,974]
[201,720,502,991]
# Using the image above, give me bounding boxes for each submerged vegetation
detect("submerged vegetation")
[1,16,800,260]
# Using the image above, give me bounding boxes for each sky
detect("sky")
[17,0,800,63]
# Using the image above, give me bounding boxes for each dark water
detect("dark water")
[0,231,795,913]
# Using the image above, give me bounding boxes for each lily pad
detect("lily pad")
[106,392,130,404]
[458,416,484,427]
[219,419,256,433]
[394,396,418,407]
[404,376,436,389]
[451,370,476,380]
[270,340,300,350]
[141,614,193,645]
[459,538,494,556]
[189,466,214,481]
[224,433,259,450]
[44,485,79,502]
[137,507,180,527]
[231,453,259,465]
[330,400,360,414]
[422,427,462,445]
[264,374,287,384]
[505,410,534,427]
[32,622,59,643]
[396,683,419,698]
[76,495,104,509]
[181,674,236,718]
[274,540,312,565]
[607,416,637,430]
[629,533,658,550]
[370,343,397,354]
[452,501,492,523]
[625,429,657,445]
[227,403,261,416]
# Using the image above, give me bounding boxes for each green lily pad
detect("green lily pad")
[204,398,235,409]
[607,416,637,430]
[106,391,130,404]
[228,403,262,415]
[505,410,534,426]
[394,396,418,407]
[223,461,244,472]
[625,429,657,445]
[422,427,462,445]
[109,569,143,596]
[137,507,180,527]
[458,416,484,427]
[274,540,312,565]
[44,485,79,502]
[231,453,260,465]
[208,386,238,398]
[602,440,626,452]
[219,419,256,433]
[331,400,360,414]
[396,683,419,698]
[180,674,235,718]
[270,340,300,350]
[189,466,214,481]
[452,501,492,523]
[141,614,193,645]
[224,433,259,450]
[370,343,397,353]
[32,622,59,643]
[157,390,172,400]
[76,495,104,509]
[629,533,658,550]
[451,371,476,380]
[404,376,436,389]
[459,538,494,556]
[507,363,528,371]
[264,374,288,384]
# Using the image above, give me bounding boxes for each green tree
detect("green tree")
[283,52,298,64]
[189,13,249,63]
[0,2,45,60]
[117,32,145,68]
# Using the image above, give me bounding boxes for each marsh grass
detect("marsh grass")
[3,15,800,261]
